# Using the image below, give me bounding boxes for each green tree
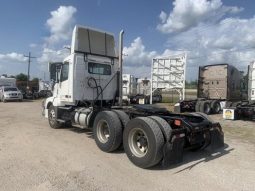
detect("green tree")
[16,73,28,81]
[32,77,39,82]
[185,80,198,89]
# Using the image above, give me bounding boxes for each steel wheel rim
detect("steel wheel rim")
[97,120,110,143]
[49,109,56,124]
[128,128,149,158]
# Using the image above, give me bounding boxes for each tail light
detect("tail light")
[174,119,182,126]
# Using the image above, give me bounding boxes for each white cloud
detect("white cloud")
[123,37,157,67]
[125,13,255,80]
[123,37,183,78]
[155,0,254,80]
[29,43,37,48]
[157,0,243,33]
[45,6,77,46]
[37,48,69,72]
[0,52,28,75]
[0,52,26,62]
[0,6,77,78]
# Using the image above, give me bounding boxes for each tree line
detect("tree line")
[185,80,197,89]
[1,73,39,82]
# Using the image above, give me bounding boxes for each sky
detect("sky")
[0,0,254,81]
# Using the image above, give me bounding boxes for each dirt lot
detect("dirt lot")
[0,101,255,191]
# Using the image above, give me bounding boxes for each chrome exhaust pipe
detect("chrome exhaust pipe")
[118,30,124,106]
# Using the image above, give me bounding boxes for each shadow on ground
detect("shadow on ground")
[1,99,34,103]
[66,126,93,137]
[151,143,233,171]
[61,126,233,169]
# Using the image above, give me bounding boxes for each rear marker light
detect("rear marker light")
[174,120,181,126]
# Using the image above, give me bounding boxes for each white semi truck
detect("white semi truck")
[122,74,137,103]
[128,77,162,104]
[223,62,255,120]
[42,25,224,168]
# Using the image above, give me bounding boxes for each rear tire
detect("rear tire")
[210,100,221,114]
[199,101,211,114]
[123,117,164,168]
[112,110,130,129]
[195,101,201,112]
[148,116,172,142]
[48,105,62,129]
[252,114,255,121]
[93,111,122,152]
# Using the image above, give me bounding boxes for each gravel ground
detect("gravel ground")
[0,100,255,191]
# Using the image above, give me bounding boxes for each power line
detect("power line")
[24,52,36,88]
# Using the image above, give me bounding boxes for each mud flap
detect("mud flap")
[161,136,185,167]
[207,129,224,151]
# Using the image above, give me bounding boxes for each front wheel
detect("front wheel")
[48,105,62,129]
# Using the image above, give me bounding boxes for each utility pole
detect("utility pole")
[24,52,36,89]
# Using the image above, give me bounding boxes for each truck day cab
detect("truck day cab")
[42,25,224,168]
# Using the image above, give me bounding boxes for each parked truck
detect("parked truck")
[223,62,255,120]
[176,63,255,120]
[42,25,224,168]
[175,64,247,115]
[129,77,162,104]
[16,80,52,99]
[38,80,53,98]
[122,74,137,104]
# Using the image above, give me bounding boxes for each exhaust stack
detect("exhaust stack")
[118,30,124,106]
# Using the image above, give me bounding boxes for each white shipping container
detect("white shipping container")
[0,77,16,87]
[151,54,186,101]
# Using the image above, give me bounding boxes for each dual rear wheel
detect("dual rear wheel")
[195,100,221,114]
[93,111,171,168]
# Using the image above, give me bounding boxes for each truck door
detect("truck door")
[58,61,70,102]
[49,62,62,97]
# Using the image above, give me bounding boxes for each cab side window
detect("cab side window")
[60,62,69,82]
